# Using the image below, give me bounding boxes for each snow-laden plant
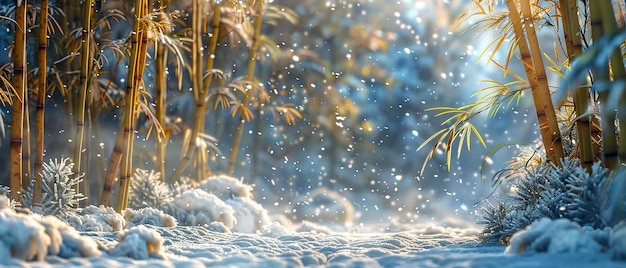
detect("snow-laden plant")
[23,158,85,217]
[478,158,610,244]
[128,169,172,209]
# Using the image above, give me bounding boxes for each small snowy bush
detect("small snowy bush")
[23,158,85,217]
[129,169,173,209]
[479,159,610,244]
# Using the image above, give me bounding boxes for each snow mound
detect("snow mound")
[109,225,165,260]
[164,189,236,228]
[226,197,271,233]
[610,221,626,260]
[290,188,355,226]
[124,207,178,228]
[506,218,610,254]
[197,174,253,200]
[0,207,101,261]
[65,205,125,232]
[0,208,50,261]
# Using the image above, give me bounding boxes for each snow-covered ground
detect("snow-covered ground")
[2,219,625,268]
[2,173,626,268]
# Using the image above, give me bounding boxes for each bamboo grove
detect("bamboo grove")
[419,0,626,177]
[0,0,303,211]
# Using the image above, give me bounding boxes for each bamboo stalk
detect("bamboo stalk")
[155,0,170,180]
[560,0,595,170]
[118,0,150,212]
[169,0,221,182]
[101,0,148,208]
[10,0,28,204]
[75,0,95,197]
[506,0,564,166]
[599,0,626,165]
[34,0,50,204]
[589,0,619,170]
[227,1,264,175]
[22,96,30,194]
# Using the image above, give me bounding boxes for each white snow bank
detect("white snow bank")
[506,218,610,254]
[610,221,626,260]
[65,205,125,232]
[108,225,165,260]
[124,207,177,228]
[198,174,253,200]
[0,207,101,261]
[165,188,237,228]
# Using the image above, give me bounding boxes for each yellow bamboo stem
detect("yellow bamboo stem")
[10,0,27,204]
[227,2,263,175]
[589,0,619,170]
[75,0,95,198]
[506,0,564,166]
[34,0,50,204]
[560,0,595,170]
[155,0,170,180]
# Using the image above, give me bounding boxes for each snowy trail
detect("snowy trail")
[8,224,624,268]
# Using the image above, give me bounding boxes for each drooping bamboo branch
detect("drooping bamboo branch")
[10,0,28,204]
[589,0,619,170]
[75,0,95,198]
[34,0,51,204]
[504,0,564,166]
[227,1,264,175]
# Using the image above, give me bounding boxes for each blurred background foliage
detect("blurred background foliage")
[0,0,530,222]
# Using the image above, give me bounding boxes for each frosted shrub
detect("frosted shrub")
[23,158,85,217]
[129,169,173,209]
[479,159,610,244]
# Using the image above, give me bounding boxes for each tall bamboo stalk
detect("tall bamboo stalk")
[506,0,564,166]
[559,0,594,170]
[155,0,170,180]
[227,1,264,175]
[75,0,95,198]
[589,0,619,170]
[599,0,626,164]
[169,0,221,182]
[101,0,148,209]
[21,95,30,194]
[117,0,150,212]
[34,0,50,204]
[10,0,28,204]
